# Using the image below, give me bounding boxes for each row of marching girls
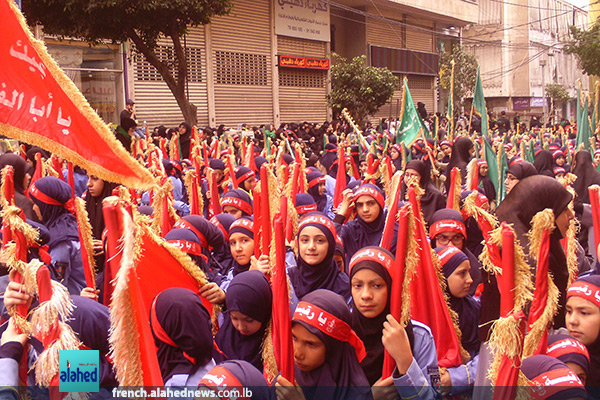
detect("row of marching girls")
[1,130,600,399]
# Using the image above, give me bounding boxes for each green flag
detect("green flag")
[576,82,582,127]
[576,97,592,151]
[396,78,428,146]
[483,138,499,194]
[447,59,455,139]
[496,142,508,203]
[472,68,489,137]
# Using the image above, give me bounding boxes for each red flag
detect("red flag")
[382,204,411,377]
[272,211,294,382]
[379,178,402,250]
[207,169,222,219]
[253,185,262,259]
[526,225,551,355]
[446,167,459,209]
[407,187,462,368]
[30,152,43,188]
[333,145,346,207]
[589,185,600,253]
[0,0,152,189]
[260,165,272,256]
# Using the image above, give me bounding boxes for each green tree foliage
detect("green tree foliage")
[565,21,600,77]
[545,83,571,105]
[22,0,232,124]
[327,54,398,125]
[438,44,478,116]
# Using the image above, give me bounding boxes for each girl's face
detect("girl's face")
[504,173,519,194]
[242,178,255,192]
[404,169,421,186]
[223,205,243,219]
[351,268,388,318]
[87,175,105,197]
[447,260,473,298]
[390,148,400,160]
[566,296,600,346]
[230,310,262,336]
[298,226,329,265]
[229,232,254,265]
[317,182,326,196]
[555,207,575,238]
[292,323,326,372]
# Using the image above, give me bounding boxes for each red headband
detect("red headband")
[430,219,467,239]
[349,247,393,274]
[199,366,249,399]
[307,175,326,189]
[235,169,255,185]
[436,246,463,267]
[167,239,205,257]
[150,296,197,365]
[529,368,583,399]
[230,217,255,232]
[298,214,336,238]
[567,281,600,309]
[477,160,487,167]
[209,216,229,241]
[294,302,366,362]
[547,338,590,361]
[296,203,318,214]
[353,186,384,209]
[28,182,75,215]
[221,197,253,216]
[172,219,209,248]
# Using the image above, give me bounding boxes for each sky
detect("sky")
[566,0,589,9]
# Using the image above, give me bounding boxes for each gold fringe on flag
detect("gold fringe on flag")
[465,158,478,191]
[522,209,559,358]
[183,168,204,216]
[379,161,391,198]
[450,169,462,212]
[262,320,278,383]
[149,178,177,236]
[400,206,418,326]
[462,192,498,231]
[75,197,98,289]
[565,218,579,287]
[108,201,144,387]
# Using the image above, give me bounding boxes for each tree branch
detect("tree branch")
[126,28,177,92]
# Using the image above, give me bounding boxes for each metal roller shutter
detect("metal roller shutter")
[277,36,327,123]
[210,0,273,126]
[405,21,433,53]
[132,29,209,128]
[373,74,434,120]
[366,17,405,49]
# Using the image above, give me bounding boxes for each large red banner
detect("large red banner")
[0,0,153,189]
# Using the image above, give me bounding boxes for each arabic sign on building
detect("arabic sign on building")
[274,0,330,42]
[277,55,329,69]
[512,97,548,110]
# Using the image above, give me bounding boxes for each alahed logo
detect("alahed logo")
[59,350,100,393]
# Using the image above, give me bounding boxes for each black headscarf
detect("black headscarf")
[486,176,573,338]
[533,150,554,177]
[68,296,118,386]
[0,153,39,222]
[164,228,222,284]
[150,288,213,383]
[84,178,118,240]
[199,360,270,400]
[289,213,350,299]
[444,137,473,192]
[306,168,328,212]
[401,160,445,226]
[521,355,587,400]
[435,246,481,357]
[293,289,372,400]
[228,216,255,276]
[506,160,537,180]
[349,246,415,385]
[215,271,272,371]
[572,150,600,205]
[28,176,79,249]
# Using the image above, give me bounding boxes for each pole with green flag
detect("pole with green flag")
[447,59,455,140]
[396,78,428,146]
[576,91,592,151]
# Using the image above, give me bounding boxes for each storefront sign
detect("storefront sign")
[278,55,329,70]
[274,0,330,42]
[512,97,530,110]
[530,97,547,108]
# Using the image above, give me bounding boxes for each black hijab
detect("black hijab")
[228,216,255,276]
[349,246,415,385]
[572,150,600,205]
[289,213,350,299]
[0,153,39,222]
[533,150,554,177]
[444,137,473,191]
[489,176,573,334]
[506,160,537,180]
[293,289,372,400]
[215,271,272,371]
[150,288,213,383]
[401,160,445,225]
[84,178,118,239]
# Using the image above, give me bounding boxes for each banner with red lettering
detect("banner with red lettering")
[0,0,153,189]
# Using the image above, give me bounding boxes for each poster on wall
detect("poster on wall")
[274,0,330,42]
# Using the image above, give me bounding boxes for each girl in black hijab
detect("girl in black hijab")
[200,360,270,400]
[504,160,537,195]
[400,160,445,226]
[0,153,38,222]
[288,213,350,300]
[215,270,272,371]
[572,149,600,205]
[150,287,215,386]
[348,246,439,392]
[484,175,574,339]
[276,289,371,400]
[533,149,554,177]
[444,137,474,192]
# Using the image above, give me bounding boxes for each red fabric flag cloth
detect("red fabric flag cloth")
[446,167,458,209]
[0,0,153,189]
[253,185,262,258]
[407,187,462,368]
[208,169,222,219]
[379,178,402,251]
[382,204,411,377]
[589,186,600,254]
[272,210,294,382]
[333,145,346,208]
[260,165,272,256]
[29,152,43,188]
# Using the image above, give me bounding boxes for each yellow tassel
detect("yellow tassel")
[75,197,98,289]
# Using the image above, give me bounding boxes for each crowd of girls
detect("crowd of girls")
[0,118,600,399]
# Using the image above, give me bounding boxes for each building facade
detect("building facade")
[463,0,589,124]
[42,0,479,128]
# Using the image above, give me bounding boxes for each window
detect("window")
[215,51,268,85]
[134,45,202,83]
